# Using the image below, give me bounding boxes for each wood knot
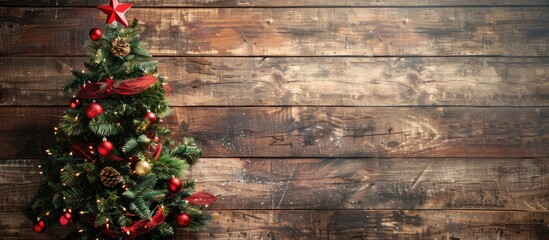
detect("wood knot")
[191,79,202,88]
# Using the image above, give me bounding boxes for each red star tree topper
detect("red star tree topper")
[97,0,133,27]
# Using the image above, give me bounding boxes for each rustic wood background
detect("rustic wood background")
[1,0,549,239]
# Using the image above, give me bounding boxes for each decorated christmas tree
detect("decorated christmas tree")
[22,1,216,239]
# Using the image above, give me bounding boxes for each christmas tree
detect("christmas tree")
[22,1,216,239]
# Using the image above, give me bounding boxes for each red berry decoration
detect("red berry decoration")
[89,28,103,41]
[176,213,191,228]
[59,212,72,226]
[33,220,45,233]
[63,212,73,222]
[167,177,182,193]
[144,111,157,125]
[98,139,114,156]
[86,102,104,118]
[69,96,81,109]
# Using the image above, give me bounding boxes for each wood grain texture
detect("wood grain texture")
[2,57,549,106]
[2,158,548,211]
[1,8,549,56]
[1,210,548,239]
[2,0,549,7]
[0,107,547,159]
[172,106,549,158]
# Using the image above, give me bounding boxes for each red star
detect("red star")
[97,0,133,27]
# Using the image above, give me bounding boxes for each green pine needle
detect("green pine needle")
[152,154,189,180]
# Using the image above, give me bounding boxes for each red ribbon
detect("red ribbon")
[77,75,159,99]
[70,142,124,161]
[121,206,166,239]
[185,192,217,206]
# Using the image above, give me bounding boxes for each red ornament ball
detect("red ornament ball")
[167,177,183,193]
[176,213,191,228]
[63,212,73,222]
[144,112,157,125]
[59,213,72,227]
[33,220,45,233]
[89,28,103,41]
[98,140,114,156]
[86,102,104,118]
[69,96,81,109]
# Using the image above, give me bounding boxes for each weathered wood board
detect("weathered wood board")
[2,57,549,106]
[1,1,548,239]
[2,158,548,211]
[1,8,549,56]
[2,0,549,7]
[0,107,547,158]
[1,210,547,239]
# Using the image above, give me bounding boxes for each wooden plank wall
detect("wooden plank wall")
[1,0,548,239]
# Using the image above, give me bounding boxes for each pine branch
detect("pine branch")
[130,197,152,219]
[171,138,202,164]
[62,185,90,205]
[83,162,98,184]
[88,116,123,136]
[157,223,174,238]
[152,154,188,180]
[59,163,82,187]
[122,138,138,153]
[142,190,166,203]
[59,113,86,137]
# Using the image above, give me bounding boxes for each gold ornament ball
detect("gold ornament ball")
[135,160,152,176]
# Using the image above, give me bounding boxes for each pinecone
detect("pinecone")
[100,166,121,188]
[111,37,131,57]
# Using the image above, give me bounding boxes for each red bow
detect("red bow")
[121,206,166,239]
[77,75,159,99]
[70,142,124,161]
